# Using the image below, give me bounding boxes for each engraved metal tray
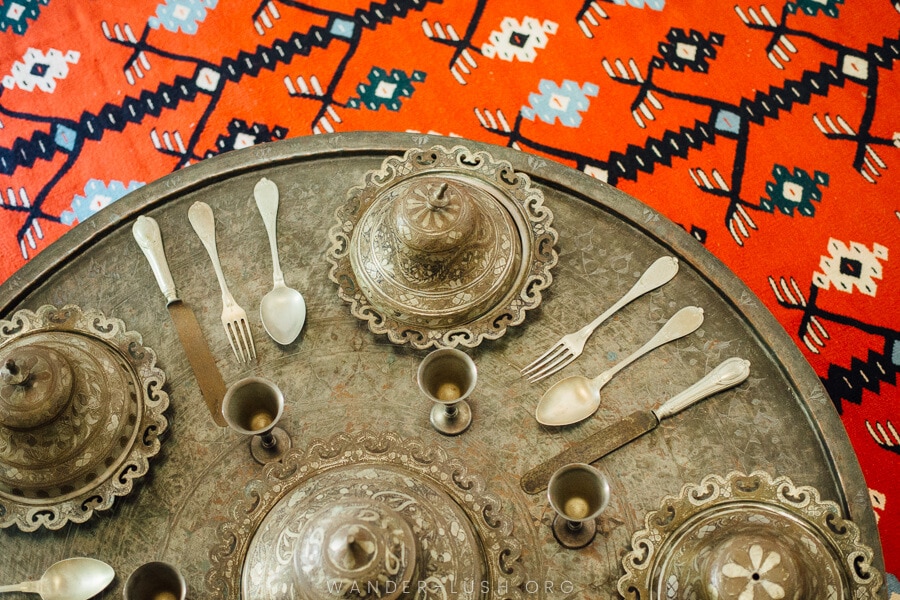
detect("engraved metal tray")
[0,133,884,598]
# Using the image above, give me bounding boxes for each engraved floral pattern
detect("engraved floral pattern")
[327,145,558,349]
[618,471,883,599]
[208,430,531,600]
[0,305,168,531]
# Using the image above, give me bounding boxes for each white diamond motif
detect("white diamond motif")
[233,132,256,149]
[676,43,698,61]
[374,81,397,99]
[6,2,25,20]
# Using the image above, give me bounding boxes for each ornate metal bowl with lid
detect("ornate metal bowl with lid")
[327,144,558,349]
[0,304,169,531]
[207,430,535,600]
[617,470,884,599]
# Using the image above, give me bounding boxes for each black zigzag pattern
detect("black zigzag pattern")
[0,0,439,178]
[608,59,855,185]
[741,62,845,125]
[823,347,899,414]
[607,120,715,185]
[601,29,900,188]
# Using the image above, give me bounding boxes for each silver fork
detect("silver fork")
[188,201,256,363]
[522,256,679,382]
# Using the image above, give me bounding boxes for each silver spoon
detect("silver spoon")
[535,306,704,426]
[254,177,306,345]
[0,558,114,600]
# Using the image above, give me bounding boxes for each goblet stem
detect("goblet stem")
[259,431,277,450]
[429,400,472,436]
[249,426,292,464]
[551,515,597,549]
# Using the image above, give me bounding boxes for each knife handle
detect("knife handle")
[132,216,179,304]
[654,357,750,420]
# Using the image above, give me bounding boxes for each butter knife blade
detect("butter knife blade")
[132,216,228,427]
[521,358,750,494]
[521,410,657,495]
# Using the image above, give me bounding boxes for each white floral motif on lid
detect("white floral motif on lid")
[719,544,785,600]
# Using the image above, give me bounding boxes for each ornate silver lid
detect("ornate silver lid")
[293,500,417,600]
[207,431,533,600]
[0,344,74,430]
[327,145,558,349]
[0,305,169,531]
[617,471,883,599]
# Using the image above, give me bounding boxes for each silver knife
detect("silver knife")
[521,357,751,494]
[132,216,228,427]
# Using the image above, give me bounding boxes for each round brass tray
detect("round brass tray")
[0,133,884,598]
[0,305,169,531]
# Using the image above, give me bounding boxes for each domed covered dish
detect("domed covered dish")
[0,305,169,531]
[207,431,534,600]
[327,145,558,349]
[617,471,883,599]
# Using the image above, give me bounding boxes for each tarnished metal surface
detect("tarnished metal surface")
[0,133,884,599]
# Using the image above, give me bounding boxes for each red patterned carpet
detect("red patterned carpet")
[1,0,898,584]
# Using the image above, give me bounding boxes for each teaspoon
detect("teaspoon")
[535,306,705,426]
[0,558,114,600]
[255,177,307,345]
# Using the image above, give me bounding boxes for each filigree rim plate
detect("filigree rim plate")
[0,304,169,531]
[617,470,883,599]
[326,144,558,349]
[207,430,532,599]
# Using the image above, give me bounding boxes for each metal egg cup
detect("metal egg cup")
[417,348,477,436]
[222,377,291,464]
[547,463,610,549]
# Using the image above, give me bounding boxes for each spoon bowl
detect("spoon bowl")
[0,557,114,600]
[535,306,704,427]
[255,177,306,345]
[260,282,307,345]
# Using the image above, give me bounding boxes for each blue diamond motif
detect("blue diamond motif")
[54,124,77,152]
[714,109,741,134]
[330,18,355,39]
[892,340,900,366]
[61,179,144,226]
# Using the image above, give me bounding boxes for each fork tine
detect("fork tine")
[528,351,576,383]
[233,319,252,363]
[521,343,566,375]
[236,321,251,363]
[224,321,243,362]
[239,318,256,360]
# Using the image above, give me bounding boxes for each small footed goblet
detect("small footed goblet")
[222,376,291,464]
[547,463,610,549]
[417,348,476,436]
[124,562,186,600]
